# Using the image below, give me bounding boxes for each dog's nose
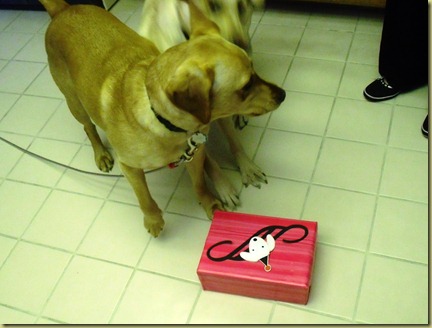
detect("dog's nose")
[275,88,286,104]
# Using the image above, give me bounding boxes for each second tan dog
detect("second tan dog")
[139,0,269,207]
[40,0,285,237]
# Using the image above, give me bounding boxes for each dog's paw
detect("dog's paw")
[202,197,225,220]
[144,215,165,238]
[233,115,249,130]
[237,154,267,188]
[95,149,114,172]
[213,176,240,210]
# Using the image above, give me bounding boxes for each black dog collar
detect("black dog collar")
[151,106,187,133]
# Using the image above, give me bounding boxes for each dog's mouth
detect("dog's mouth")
[249,89,286,116]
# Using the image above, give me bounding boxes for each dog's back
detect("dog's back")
[40,0,160,127]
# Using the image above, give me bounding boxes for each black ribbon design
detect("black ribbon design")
[207,224,309,262]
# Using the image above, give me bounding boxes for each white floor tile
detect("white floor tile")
[380,148,428,203]
[0,10,21,30]
[308,8,358,31]
[23,190,104,251]
[7,138,80,187]
[255,130,322,182]
[267,91,333,135]
[0,60,45,93]
[0,95,61,135]
[0,180,50,237]
[239,177,308,218]
[0,92,19,119]
[284,57,345,96]
[0,305,36,324]
[296,29,353,61]
[260,7,310,27]
[0,32,32,60]
[0,235,16,266]
[370,197,428,263]
[348,32,381,65]
[338,62,379,100]
[3,10,49,33]
[0,132,33,178]
[388,106,428,151]
[313,139,386,193]
[43,255,132,323]
[139,213,211,282]
[14,33,47,62]
[0,242,70,314]
[356,12,383,34]
[25,66,64,98]
[38,101,88,143]
[111,271,200,324]
[189,291,273,324]
[55,145,121,197]
[252,52,292,85]
[270,304,351,324]
[303,185,375,250]
[356,255,428,324]
[326,98,392,144]
[306,245,364,319]
[78,201,151,266]
[252,24,304,55]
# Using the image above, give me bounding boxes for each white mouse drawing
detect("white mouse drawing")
[240,234,275,272]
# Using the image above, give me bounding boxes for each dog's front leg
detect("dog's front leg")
[119,162,164,237]
[186,146,224,219]
[218,118,267,188]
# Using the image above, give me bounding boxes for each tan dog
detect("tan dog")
[139,0,268,206]
[40,0,285,237]
[138,0,264,53]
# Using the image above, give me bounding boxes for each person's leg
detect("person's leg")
[378,0,428,91]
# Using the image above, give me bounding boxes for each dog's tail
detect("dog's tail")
[39,0,69,18]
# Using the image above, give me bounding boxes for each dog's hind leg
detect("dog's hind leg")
[119,162,164,237]
[186,146,224,219]
[218,118,267,188]
[64,95,114,172]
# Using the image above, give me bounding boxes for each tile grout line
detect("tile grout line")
[350,103,394,320]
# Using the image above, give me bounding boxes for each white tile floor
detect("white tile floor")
[0,0,429,324]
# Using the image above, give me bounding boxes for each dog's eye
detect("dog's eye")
[242,76,254,93]
[238,75,255,100]
[209,0,222,13]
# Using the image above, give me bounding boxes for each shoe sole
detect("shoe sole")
[363,89,401,102]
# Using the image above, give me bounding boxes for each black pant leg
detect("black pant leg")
[378,0,428,91]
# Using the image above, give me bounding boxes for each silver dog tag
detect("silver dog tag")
[168,132,208,168]
[190,132,208,146]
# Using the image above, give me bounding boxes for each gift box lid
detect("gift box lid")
[197,211,317,291]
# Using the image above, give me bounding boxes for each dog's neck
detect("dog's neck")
[151,106,187,133]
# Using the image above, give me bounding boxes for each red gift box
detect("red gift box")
[197,211,318,304]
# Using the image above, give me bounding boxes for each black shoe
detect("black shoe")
[421,115,428,138]
[363,77,401,102]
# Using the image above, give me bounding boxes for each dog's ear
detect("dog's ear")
[180,0,220,38]
[166,62,214,124]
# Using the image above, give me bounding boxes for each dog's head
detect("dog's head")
[197,0,264,52]
[146,0,285,130]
